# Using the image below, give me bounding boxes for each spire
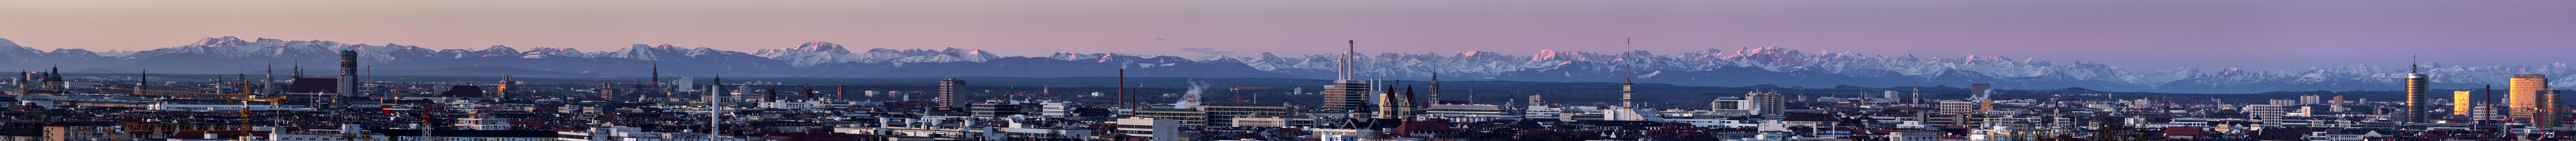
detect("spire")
[651,62,661,84]
[1429,72,1441,102]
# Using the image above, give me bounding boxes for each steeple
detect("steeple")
[1429,72,1441,103]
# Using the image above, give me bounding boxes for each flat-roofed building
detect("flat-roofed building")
[1134,108,1208,127]
[1114,118,1179,141]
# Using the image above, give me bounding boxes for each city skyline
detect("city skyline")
[6,1,2576,141]
[5,1,2576,71]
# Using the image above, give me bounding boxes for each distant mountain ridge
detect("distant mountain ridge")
[0,37,2566,93]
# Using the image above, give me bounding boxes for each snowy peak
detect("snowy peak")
[0,37,2565,94]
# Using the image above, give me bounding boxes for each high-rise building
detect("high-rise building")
[2543,89,2563,128]
[2299,95,2320,105]
[2510,74,2549,119]
[1967,83,1992,101]
[2404,64,2430,123]
[937,78,965,108]
[2332,96,2345,105]
[336,50,358,109]
[1746,91,1785,115]
[670,77,696,92]
[497,75,514,98]
[1882,91,1898,99]
[2457,90,2476,115]
[2247,104,2286,127]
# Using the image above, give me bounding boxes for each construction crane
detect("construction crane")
[1228,85,1272,103]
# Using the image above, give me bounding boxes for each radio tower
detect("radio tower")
[1620,38,1636,108]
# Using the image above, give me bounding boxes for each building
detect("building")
[1939,102,1976,113]
[2509,74,2550,121]
[42,123,117,141]
[2300,95,2320,105]
[1038,102,1075,117]
[2269,99,2296,105]
[2456,90,2476,115]
[936,78,963,107]
[1194,103,1290,127]
[2247,105,2285,127]
[1322,80,1372,114]
[1132,108,1207,127]
[1883,91,1899,99]
[368,129,560,141]
[2404,67,2430,123]
[1310,129,1376,141]
[1232,115,1316,127]
[456,114,513,130]
[1711,97,1758,114]
[967,103,1024,117]
[1422,104,1505,115]
[1114,118,1178,141]
[1747,91,1786,115]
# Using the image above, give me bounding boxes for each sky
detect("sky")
[1,0,2571,70]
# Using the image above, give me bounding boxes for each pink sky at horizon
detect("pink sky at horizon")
[2,0,2571,70]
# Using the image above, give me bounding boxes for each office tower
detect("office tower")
[497,75,514,98]
[1967,83,1992,101]
[2457,90,2476,115]
[2406,63,2430,122]
[1882,91,1898,99]
[1747,91,1785,115]
[2332,96,2345,105]
[335,50,358,109]
[937,78,965,107]
[2511,74,2549,119]
[2545,89,2563,128]
[671,77,696,92]
[1322,41,1373,112]
[2248,105,2286,127]
[2300,95,2320,105]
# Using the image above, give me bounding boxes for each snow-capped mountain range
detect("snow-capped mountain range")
[1,37,2566,93]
